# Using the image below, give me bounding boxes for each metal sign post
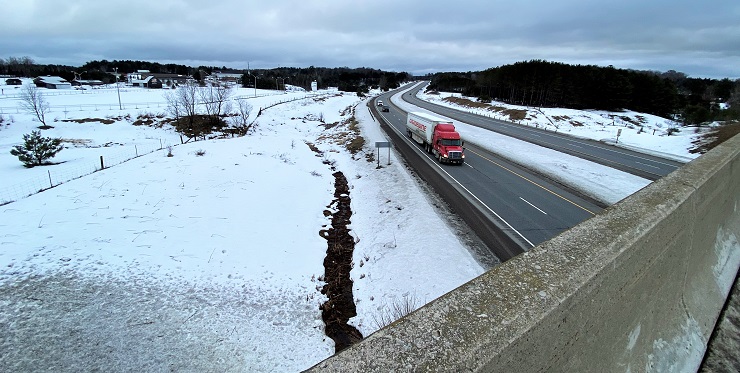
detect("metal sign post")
[616,128,622,143]
[375,141,391,167]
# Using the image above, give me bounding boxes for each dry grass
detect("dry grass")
[60,138,93,146]
[61,118,115,125]
[371,294,420,329]
[442,96,528,121]
[690,121,740,154]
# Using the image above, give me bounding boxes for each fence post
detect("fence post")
[100,156,104,170]
[48,170,53,188]
[135,145,138,157]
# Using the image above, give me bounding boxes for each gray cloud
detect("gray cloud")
[1,0,737,78]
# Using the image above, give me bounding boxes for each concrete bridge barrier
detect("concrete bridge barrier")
[307,133,740,372]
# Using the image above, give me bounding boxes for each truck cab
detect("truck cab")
[406,112,465,165]
[431,124,465,164]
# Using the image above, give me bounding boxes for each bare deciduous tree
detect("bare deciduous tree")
[165,82,234,141]
[200,84,233,120]
[19,84,50,127]
[164,82,198,121]
[230,98,254,135]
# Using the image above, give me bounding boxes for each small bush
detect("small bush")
[10,130,63,167]
[195,149,206,156]
[371,294,420,329]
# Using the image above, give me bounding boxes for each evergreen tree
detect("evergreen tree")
[9,130,64,167]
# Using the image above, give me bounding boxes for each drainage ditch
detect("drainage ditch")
[319,171,363,353]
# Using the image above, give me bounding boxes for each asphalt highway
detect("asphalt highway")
[372,89,604,260]
[400,82,685,181]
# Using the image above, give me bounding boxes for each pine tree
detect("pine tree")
[9,130,64,167]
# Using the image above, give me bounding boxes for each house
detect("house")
[71,79,105,87]
[5,78,22,85]
[33,76,72,89]
[127,70,190,88]
[131,75,163,89]
[209,71,243,84]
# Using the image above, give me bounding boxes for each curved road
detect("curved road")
[371,89,603,260]
[400,82,684,181]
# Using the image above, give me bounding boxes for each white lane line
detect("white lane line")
[520,197,547,215]
[568,143,583,148]
[636,161,661,169]
[382,101,535,248]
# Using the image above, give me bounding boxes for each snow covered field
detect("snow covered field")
[0,82,483,372]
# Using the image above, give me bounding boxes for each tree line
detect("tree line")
[1,56,410,93]
[241,66,408,93]
[426,60,740,124]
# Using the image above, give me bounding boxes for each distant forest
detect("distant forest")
[2,56,737,124]
[0,56,409,93]
[426,60,739,125]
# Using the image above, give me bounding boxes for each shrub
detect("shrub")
[10,130,63,167]
[371,294,420,329]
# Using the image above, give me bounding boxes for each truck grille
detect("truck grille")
[448,151,462,160]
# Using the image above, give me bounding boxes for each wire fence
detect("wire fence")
[0,91,336,205]
[0,90,323,116]
[1,141,166,205]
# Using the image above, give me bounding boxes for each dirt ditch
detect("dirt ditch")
[318,171,363,353]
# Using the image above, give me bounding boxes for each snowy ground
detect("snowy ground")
[0,81,484,372]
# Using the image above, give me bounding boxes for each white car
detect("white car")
[377,100,383,106]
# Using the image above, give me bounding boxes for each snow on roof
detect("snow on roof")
[37,76,70,84]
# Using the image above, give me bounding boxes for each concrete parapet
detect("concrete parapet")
[307,134,740,372]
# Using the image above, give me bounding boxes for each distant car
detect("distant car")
[381,105,389,112]
[377,100,383,106]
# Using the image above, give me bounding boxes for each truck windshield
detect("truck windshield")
[440,139,461,146]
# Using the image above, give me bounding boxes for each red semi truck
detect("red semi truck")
[406,112,465,164]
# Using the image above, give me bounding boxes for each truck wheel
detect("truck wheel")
[438,154,444,163]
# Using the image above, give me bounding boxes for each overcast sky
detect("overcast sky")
[1,0,738,79]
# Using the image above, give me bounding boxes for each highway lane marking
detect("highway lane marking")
[505,135,664,179]
[636,161,661,169]
[467,148,597,216]
[381,105,535,249]
[409,92,682,171]
[520,197,547,215]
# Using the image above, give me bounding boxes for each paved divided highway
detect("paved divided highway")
[372,88,604,260]
[400,82,685,181]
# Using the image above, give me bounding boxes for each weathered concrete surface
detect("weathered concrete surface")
[306,134,740,372]
[701,273,740,372]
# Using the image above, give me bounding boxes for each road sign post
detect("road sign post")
[375,141,390,167]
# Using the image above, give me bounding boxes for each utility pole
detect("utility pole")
[114,67,122,110]
[248,62,256,97]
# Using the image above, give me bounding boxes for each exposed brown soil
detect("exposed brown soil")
[690,121,740,154]
[318,171,363,352]
[442,96,528,121]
